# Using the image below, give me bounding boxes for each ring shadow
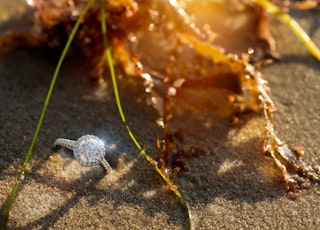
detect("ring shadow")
[2,5,319,228]
[2,45,310,228]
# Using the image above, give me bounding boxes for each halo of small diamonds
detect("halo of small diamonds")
[54,135,112,173]
[74,135,106,166]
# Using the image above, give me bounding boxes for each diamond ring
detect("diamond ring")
[53,135,112,173]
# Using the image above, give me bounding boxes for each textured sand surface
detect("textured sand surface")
[1,1,320,229]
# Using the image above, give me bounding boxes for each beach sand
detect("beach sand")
[1,1,320,229]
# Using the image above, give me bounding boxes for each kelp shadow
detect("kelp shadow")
[166,108,286,204]
[3,145,189,229]
[0,49,187,228]
[1,48,286,228]
[2,2,320,228]
[178,136,285,204]
[4,115,286,229]
[2,120,283,229]
[0,50,58,175]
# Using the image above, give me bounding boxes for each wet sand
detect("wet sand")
[1,1,320,229]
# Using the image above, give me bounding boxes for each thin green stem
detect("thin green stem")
[0,0,96,228]
[255,0,320,62]
[100,1,192,229]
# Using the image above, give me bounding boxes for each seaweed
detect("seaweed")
[1,0,97,227]
[1,0,320,228]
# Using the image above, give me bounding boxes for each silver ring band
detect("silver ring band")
[54,138,77,150]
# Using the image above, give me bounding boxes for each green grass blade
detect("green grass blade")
[255,0,320,62]
[0,0,96,228]
[99,1,192,229]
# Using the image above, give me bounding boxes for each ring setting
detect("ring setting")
[53,135,112,173]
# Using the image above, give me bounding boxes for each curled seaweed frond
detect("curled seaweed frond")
[249,64,320,198]
[140,21,320,198]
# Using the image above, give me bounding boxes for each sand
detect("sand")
[1,1,320,229]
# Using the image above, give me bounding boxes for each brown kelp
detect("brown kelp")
[1,0,320,228]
